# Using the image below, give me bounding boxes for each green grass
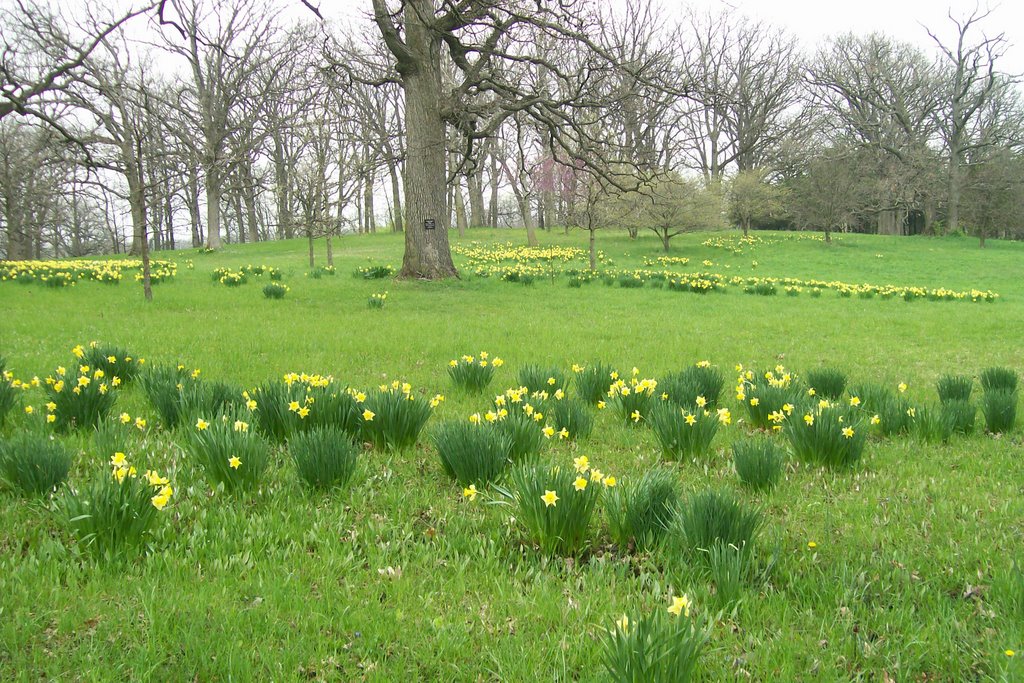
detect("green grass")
[0,228,1023,680]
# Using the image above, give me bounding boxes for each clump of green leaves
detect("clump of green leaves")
[784,404,866,468]
[82,344,143,384]
[496,462,607,556]
[662,364,726,409]
[358,383,433,451]
[981,389,1017,434]
[936,374,973,403]
[58,457,173,560]
[139,363,192,430]
[517,365,567,394]
[605,467,680,551]
[942,399,976,435]
[45,367,118,432]
[670,489,763,560]
[912,404,954,444]
[262,282,289,299]
[188,414,269,491]
[980,367,1018,394]
[600,604,708,683]
[732,438,785,491]
[289,427,360,491]
[448,352,501,393]
[804,367,847,400]
[494,409,545,463]
[0,432,71,496]
[432,421,511,487]
[548,397,594,441]
[609,377,658,426]
[740,369,802,430]
[648,401,720,461]
[851,383,913,437]
[573,362,615,404]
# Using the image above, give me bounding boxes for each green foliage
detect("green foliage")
[741,370,802,430]
[671,489,762,559]
[355,264,393,279]
[600,608,708,683]
[188,414,270,491]
[743,281,777,296]
[288,427,359,491]
[92,416,140,461]
[661,364,725,409]
[648,401,720,461]
[851,383,913,437]
[516,364,567,394]
[572,362,615,404]
[498,462,605,556]
[993,562,1024,622]
[707,541,752,609]
[493,410,545,463]
[367,291,387,308]
[251,380,360,443]
[980,367,1018,394]
[262,282,289,299]
[447,353,499,393]
[784,404,866,468]
[732,438,785,491]
[44,367,117,432]
[936,375,973,404]
[138,363,188,429]
[359,385,433,451]
[981,389,1017,433]
[82,344,143,384]
[942,399,976,435]
[912,404,954,444]
[804,367,847,400]
[58,459,172,560]
[605,467,680,551]
[548,398,593,441]
[609,377,658,426]
[432,421,511,487]
[0,431,71,496]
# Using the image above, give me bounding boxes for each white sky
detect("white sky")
[321,0,1024,76]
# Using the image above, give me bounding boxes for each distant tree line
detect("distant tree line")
[1,0,1021,269]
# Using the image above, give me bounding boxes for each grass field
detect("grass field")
[1,228,1023,681]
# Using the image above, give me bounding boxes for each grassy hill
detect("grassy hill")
[1,228,1022,680]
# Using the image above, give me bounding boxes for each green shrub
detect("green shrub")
[648,401,720,461]
[573,362,616,404]
[671,489,762,559]
[367,291,387,308]
[139,363,192,430]
[732,439,785,491]
[981,389,1017,433]
[942,399,976,435]
[82,344,143,384]
[58,457,173,559]
[496,461,609,556]
[448,352,502,392]
[740,369,801,430]
[548,398,594,441]
[288,427,359,491]
[980,367,1018,394]
[662,364,725,409]
[355,264,394,279]
[851,383,913,437]
[804,367,847,400]
[432,420,511,486]
[358,382,433,451]
[188,414,270,491]
[784,404,866,468]
[263,282,289,299]
[609,377,658,426]
[912,404,954,444]
[493,409,545,463]
[605,466,680,551]
[251,378,362,442]
[0,432,72,496]
[744,281,776,295]
[936,374,973,403]
[600,601,708,683]
[617,273,645,288]
[517,365,567,394]
[44,366,118,432]
[92,415,140,461]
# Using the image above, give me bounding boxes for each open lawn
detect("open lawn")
[1,228,1023,681]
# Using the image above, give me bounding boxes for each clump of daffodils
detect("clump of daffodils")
[448,351,503,393]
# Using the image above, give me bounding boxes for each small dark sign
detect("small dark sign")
[424,218,436,230]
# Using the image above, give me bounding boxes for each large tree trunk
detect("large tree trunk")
[273,133,293,239]
[588,228,596,271]
[947,156,961,235]
[205,162,222,249]
[877,208,900,236]
[363,153,376,233]
[398,1,457,279]
[468,170,485,228]
[488,153,499,227]
[454,178,468,237]
[187,164,203,247]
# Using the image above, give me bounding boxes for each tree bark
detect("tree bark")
[205,161,222,249]
[454,178,468,237]
[488,153,499,227]
[468,169,485,228]
[588,227,596,271]
[397,0,457,279]
[947,157,961,234]
[387,159,403,232]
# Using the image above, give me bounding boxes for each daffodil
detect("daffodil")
[542,426,555,438]
[463,484,478,501]
[573,455,590,473]
[196,418,209,430]
[850,396,861,407]
[842,426,855,439]
[229,456,242,469]
[603,476,616,487]
[616,615,630,633]
[668,595,691,617]
[363,409,376,422]
[111,452,127,467]
[541,490,559,507]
